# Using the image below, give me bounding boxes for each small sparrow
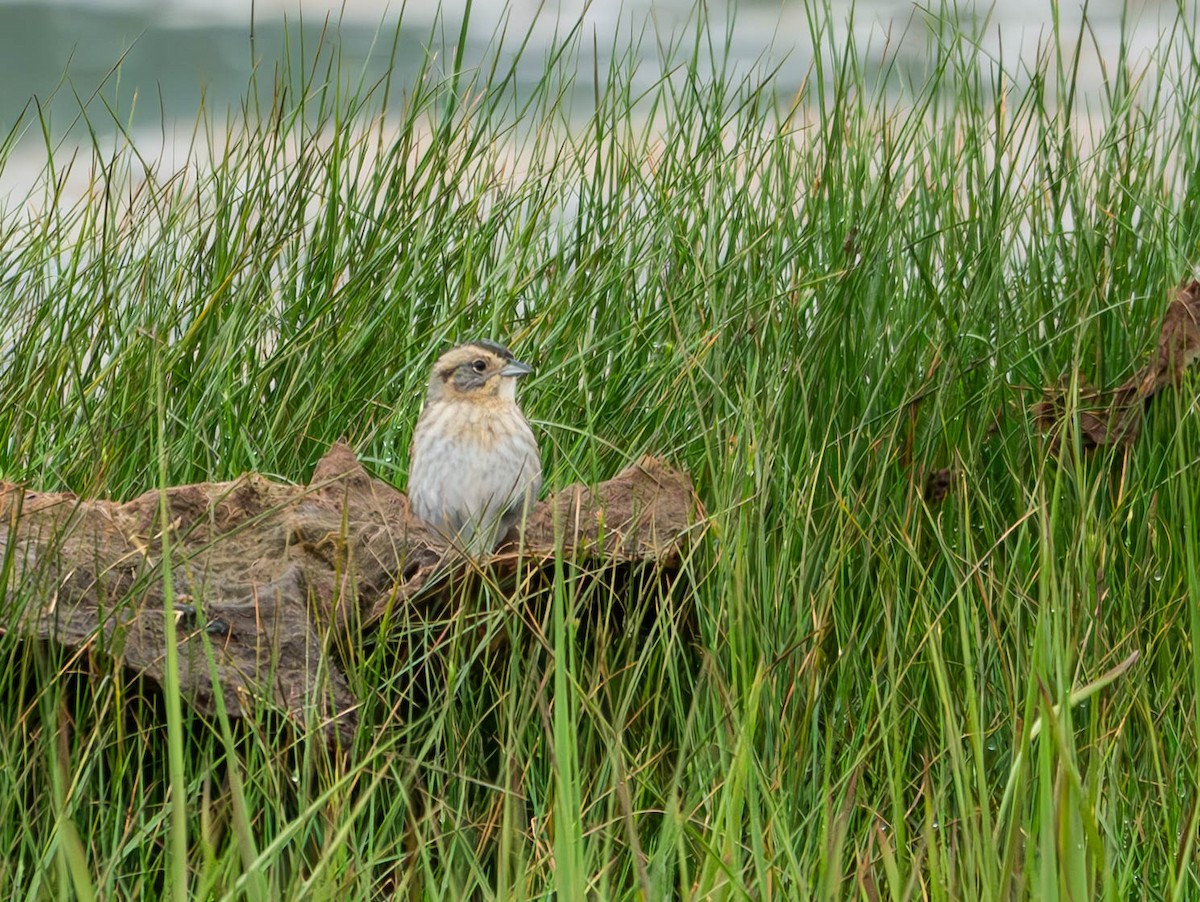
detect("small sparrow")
[407,340,542,554]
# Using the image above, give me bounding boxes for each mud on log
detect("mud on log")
[0,444,700,735]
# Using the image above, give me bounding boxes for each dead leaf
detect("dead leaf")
[1033,378,1143,450]
[923,467,954,505]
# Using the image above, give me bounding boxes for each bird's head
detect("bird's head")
[426,340,534,403]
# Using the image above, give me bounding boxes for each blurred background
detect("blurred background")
[0,0,1194,200]
[0,0,1192,124]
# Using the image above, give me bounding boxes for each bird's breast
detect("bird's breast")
[408,398,542,539]
[417,399,533,454]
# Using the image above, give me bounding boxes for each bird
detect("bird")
[407,339,542,555]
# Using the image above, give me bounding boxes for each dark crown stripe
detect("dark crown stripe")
[470,339,513,359]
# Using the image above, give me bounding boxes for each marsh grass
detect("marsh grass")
[1,1,1200,897]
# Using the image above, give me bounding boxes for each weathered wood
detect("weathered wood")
[0,443,700,736]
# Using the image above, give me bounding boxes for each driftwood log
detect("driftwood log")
[1033,278,1200,448]
[921,278,1200,504]
[0,443,700,735]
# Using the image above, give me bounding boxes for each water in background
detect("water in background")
[0,0,1195,197]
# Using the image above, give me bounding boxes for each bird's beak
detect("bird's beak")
[500,359,534,378]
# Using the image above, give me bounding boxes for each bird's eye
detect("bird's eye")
[471,359,488,373]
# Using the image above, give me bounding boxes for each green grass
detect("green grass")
[2,1,1200,897]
